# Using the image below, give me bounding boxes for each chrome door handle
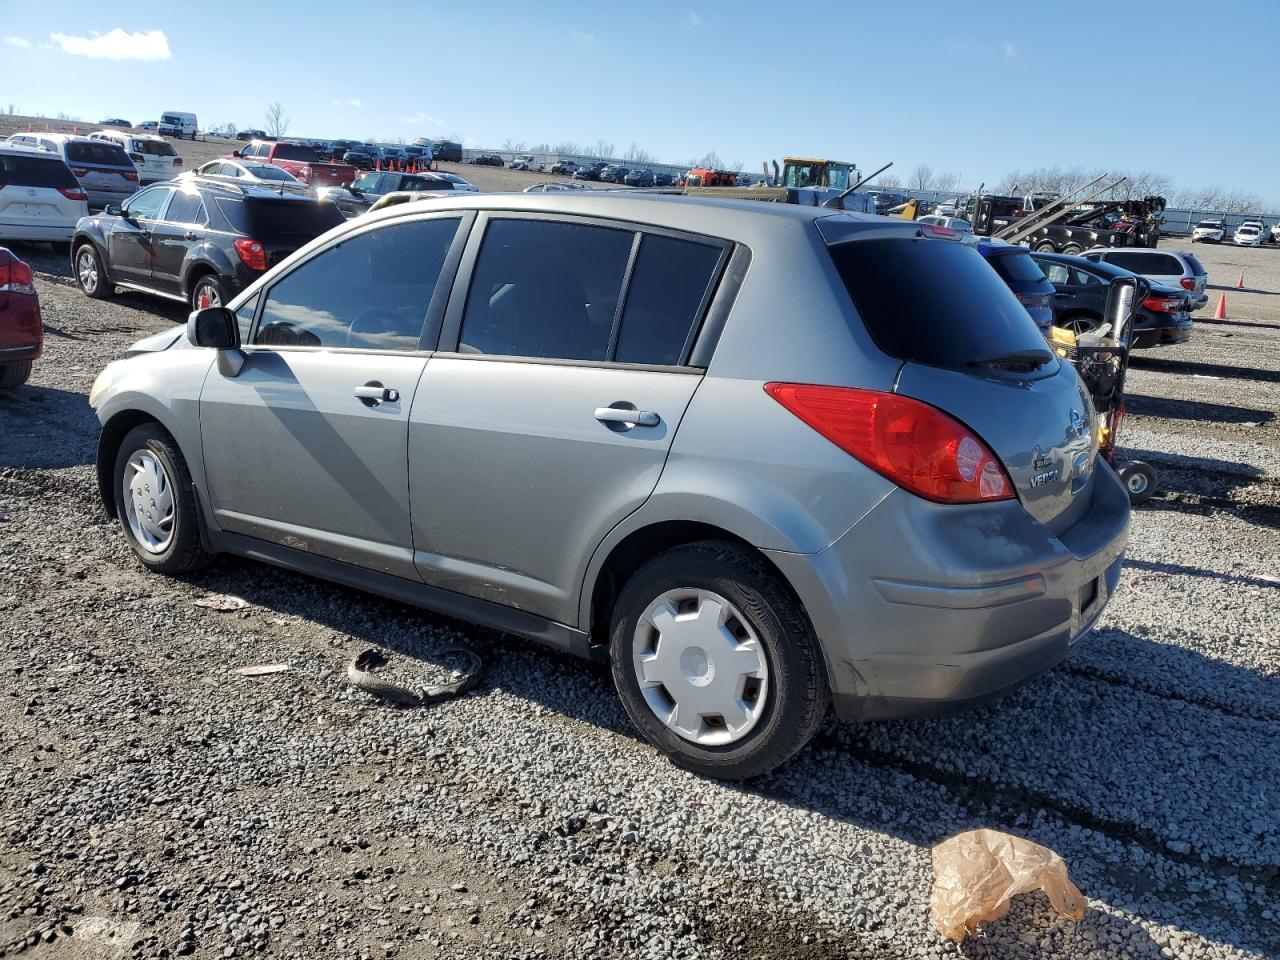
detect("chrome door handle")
[594,406,659,427]
[354,383,399,404]
[183,231,199,240]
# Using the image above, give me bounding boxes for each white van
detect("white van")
[89,130,183,184]
[158,111,198,140]
[0,142,89,245]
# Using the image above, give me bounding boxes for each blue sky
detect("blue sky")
[2,0,1277,202]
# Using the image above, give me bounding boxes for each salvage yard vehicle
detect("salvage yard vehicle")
[158,111,198,140]
[968,192,1166,253]
[233,140,358,187]
[470,154,505,167]
[509,155,543,172]
[971,238,1055,333]
[573,161,609,181]
[317,170,454,217]
[1082,248,1208,311]
[551,159,580,175]
[1031,251,1192,347]
[624,168,657,187]
[435,172,478,192]
[30,134,138,209]
[89,130,183,185]
[190,159,312,194]
[72,176,344,311]
[1233,222,1263,246]
[1191,219,1225,243]
[0,246,42,388]
[89,193,1129,780]
[0,142,88,247]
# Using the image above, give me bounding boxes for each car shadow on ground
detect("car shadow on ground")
[0,385,98,468]
[176,553,1277,959]
[1116,447,1279,532]
[1124,393,1276,426]
[1128,354,1280,385]
[1206,283,1275,296]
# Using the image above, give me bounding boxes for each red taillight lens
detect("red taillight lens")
[58,186,88,201]
[123,170,138,181]
[173,157,183,166]
[919,223,957,239]
[764,384,1014,504]
[1179,278,1196,291]
[70,167,89,177]
[234,238,267,271]
[1142,296,1182,313]
[129,152,145,163]
[0,257,35,292]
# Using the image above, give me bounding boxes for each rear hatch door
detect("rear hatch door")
[0,154,82,228]
[825,229,1098,532]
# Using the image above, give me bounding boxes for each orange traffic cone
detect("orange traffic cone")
[1236,272,1245,289]
[1214,293,1227,320]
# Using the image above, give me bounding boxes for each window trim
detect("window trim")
[244,209,474,354]
[124,184,175,222]
[435,210,733,369]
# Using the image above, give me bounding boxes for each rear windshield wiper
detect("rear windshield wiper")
[967,349,1054,372]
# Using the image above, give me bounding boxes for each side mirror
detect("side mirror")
[187,305,239,349]
[232,148,242,158]
[104,203,124,217]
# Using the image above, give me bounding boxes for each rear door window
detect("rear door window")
[615,234,723,365]
[256,217,461,351]
[1106,252,1184,274]
[829,237,1049,371]
[123,186,172,221]
[164,189,206,224]
[459,218,633,361]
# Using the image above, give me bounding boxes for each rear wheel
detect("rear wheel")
[114,424,213,574]
[190,274,227,311]
[1119,461,1157,506]
[75,243,111,299]
[0,361,33,389]
[1060,313,1100,335]
[1061,243,1083,256]
[1034,240,1057,253]
[609,541,828,780]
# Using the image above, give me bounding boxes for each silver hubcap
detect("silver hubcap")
[632,589,769,746]
[196,283,220,309]
[122,451,175,553]
[1126,472,1149,494]
[77,250,98,293]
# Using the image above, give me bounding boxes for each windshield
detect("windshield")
[1196,221,1220,228]
[160,115,185,125]
[829,237,1050,371]
[271,144,319,162]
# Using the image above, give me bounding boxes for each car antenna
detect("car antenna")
[823,161,893,209]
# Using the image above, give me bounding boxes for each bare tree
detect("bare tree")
[500,138,527,152]
[223,122,237,139]
[552,141,580,156]
[877,171,902,189]
[934,171,961,192]
[909,164,935,190]
[591,139,615,159]
[265,101,290,138]
[623,142,654,164]
[695,150,723,169]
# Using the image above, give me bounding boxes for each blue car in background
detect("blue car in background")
[970,238,1055,334]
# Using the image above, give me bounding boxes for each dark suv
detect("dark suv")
[71,177,345,310]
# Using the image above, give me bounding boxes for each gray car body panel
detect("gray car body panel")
[93,191,1130,720]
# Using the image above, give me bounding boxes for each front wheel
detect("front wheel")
[1118,461,1157,506]
[609,541,828,780]
[114,424,213,574]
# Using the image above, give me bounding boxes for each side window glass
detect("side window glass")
[123,187,171,221]
[459,218,632,361]
[615,234,722,365]
[1072,267,1102,287]
[164,189,205,224]
[235,293,259,342]
[1038,262,1069,285]
[255,218,460,351]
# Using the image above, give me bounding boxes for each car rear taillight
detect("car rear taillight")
[58,186,88,201]
[129,152,145,163]
[173,157,183,166]
[234,238,267,271]
[1179,278,1196,291]
[123,170,138,181]
[70,167,89,177]
[0,257,36,293]
[919,223,958,239]
[1142,296,1183,313]
[764,383,1014,504]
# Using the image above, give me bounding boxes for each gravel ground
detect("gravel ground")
[0,227,1276,960]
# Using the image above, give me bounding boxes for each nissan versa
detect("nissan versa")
[89,194,1130,779]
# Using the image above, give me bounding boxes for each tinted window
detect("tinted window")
[829,237,1049,371]
[235,293,260,342]
[272,143,319,162]
[243,164,294,182]
[0,153,78,188]
[400,175,452,192]
[216,197,344,241]
[460,219,632,361]
[987,250,1049,285]
[1036,260,1071,285]
[615,234,722,365]
[123,187,172,221]
[164,189,205,224]
[134,139,176,157]
[255,218,459,351]
[65,141,132,166]
[1106,252,1184,275]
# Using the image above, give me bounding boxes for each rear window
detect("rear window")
[244,164,295,182]
[1106,252,1185,275]
[216,197,344,240]
[271,143,319,162]
[0,153,78,188]
[829,237,1049,371]
[986,250,1049,285]
[133,139,177,157]
[65,141,132,167]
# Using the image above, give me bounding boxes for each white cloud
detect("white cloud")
[400,112,442,126]
[48,28,171,61]
[332,97,362,108]
[1003,42,1019,59]
[4,36,31,48]
[684,10,702,28]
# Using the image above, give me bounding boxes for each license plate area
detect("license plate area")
[1078,576,1100,614]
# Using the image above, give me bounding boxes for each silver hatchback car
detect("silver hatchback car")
[90,194,1130,779]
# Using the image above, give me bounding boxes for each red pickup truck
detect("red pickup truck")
[231,140,357,187]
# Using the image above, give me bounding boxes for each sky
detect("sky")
[2,0,1278,204]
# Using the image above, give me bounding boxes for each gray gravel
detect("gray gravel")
[0,236,1276,960]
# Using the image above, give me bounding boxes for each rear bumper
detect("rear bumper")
[1132,322,1192,348]
[766,460,1130,721]
[0,221,76,241]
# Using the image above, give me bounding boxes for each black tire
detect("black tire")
[189,274,228,311]
[113,423,213,574]
[1061,243,1083,256]
[1034,240,1057,253]
[1059,312,1100,335]
[0,360,32,389]
[74,243,112,300]
[1118,461,1157,506]
[609,540,828,780]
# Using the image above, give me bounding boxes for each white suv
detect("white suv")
[89,130,183,185]
[0,143,89,247]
